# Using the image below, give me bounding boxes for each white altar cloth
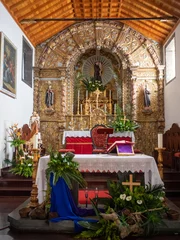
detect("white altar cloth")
[36,154,163,204]
[62,131,135,144]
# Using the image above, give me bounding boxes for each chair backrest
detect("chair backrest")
[90,124,109,150]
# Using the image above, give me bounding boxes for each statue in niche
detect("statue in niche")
[144,85,151,108]
[142,84,152,114]
[94,61,102,82]
[45,85,54,108]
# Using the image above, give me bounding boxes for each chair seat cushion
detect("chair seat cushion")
[59,149,75,153]
[174,152,180,158]
[93,149,107,154]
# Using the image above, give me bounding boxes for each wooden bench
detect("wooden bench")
[162,123,180,169]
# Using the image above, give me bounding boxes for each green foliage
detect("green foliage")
[46,151,86,189]
[110,105,139,132]
[10,157,33,178]
[82,77,106,93]
[76,176,167,240]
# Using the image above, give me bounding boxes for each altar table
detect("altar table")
[36,154,163,204]
[63,131,135,154]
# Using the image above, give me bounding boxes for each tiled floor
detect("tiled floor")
[1,196,180,240]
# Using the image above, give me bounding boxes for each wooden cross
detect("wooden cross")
[121,115,127,124]
[122,174,141,192]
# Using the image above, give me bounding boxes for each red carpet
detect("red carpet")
[78,189,111,204]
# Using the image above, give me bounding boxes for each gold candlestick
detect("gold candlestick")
[155,147,166,180]
[29,148,39,208]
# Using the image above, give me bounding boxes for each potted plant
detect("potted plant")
[110,105,139,132]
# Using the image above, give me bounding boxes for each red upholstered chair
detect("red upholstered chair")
[90,124,109,154]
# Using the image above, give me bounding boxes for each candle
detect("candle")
[158,133,163,148]
[80,104,83,115]
[86,90,88,99]
[33,134,38,149]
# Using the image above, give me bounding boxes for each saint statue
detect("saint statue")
[144,85,151,107]
[94,61,102,82]
[45,85,54,108]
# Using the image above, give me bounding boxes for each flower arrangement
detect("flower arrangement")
[46,151,86,188]
[7,123,33,178]
[10,153,33,178]
[7,123,25,161]
[76,178,167,239]
[82,77,106,93]
[110,105,139,132]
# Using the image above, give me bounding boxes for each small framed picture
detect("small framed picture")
[107,140,134,156]
[0,32,17,98]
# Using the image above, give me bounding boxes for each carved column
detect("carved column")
[157,65,165,132]
[130,66,139,120]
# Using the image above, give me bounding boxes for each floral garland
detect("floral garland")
[82,77,106,92]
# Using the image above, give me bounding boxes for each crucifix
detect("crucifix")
[122,174,141,192]
[121,115,127,124]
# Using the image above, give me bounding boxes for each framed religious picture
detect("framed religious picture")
[22,36,33,88]
[0,32,17,98]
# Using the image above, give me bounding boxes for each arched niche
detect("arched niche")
[36,20,161,118]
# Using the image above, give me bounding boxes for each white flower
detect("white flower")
[137,200,143,205]
[120,194,126,200]
[28,164,32,167]
[159,197,164,202]
[126,196,132,201]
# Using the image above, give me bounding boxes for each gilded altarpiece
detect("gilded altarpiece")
[34,21,164,156]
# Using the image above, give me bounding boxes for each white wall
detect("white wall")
[164,23,180,131]
[0,3,34,169]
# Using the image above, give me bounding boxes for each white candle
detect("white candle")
[33,134,38,149]
[158,133,163,148]
[80,104,83,115]
[86,90,88,99]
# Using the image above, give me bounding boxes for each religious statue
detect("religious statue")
[29,111,40,149]
[45,85,54,108]
[144,85,151,108]
[94,61,102,82]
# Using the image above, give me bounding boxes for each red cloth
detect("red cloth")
[65,136,132,154]
[78,190,111,204]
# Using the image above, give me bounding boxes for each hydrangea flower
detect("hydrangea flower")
[137,200,143,205]
[120,194,126,200]
[126,196,132,201]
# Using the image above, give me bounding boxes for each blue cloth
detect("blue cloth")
[49,174,98,233]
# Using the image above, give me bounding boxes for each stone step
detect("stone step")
[163,169,180,180]
[0,177,32,188]
[164,180,180,190]
[0,186,31,196]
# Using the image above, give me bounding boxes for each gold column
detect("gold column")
[155,147,166,180]
[29,149,39,208]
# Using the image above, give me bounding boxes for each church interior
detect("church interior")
[1,0,180,239]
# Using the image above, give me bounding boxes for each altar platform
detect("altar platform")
[8,197,180,234]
